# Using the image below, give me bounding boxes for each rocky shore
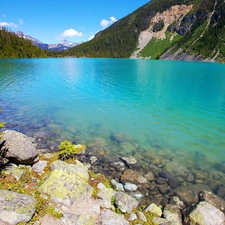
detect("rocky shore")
[0,130,225,225]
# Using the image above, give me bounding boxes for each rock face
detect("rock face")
[1,130,39,165]
[0,190,37,225]
[38,160,93,206]
[185,201,225,225]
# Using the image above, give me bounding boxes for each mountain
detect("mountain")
[14,31,79,52]
[0,28,47,58]
[65,0,225,62]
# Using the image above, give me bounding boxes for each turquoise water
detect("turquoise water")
[0,58,225,164]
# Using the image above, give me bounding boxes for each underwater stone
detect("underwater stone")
[124,182,138,192]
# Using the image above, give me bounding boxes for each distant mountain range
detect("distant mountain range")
[14,31,79,52]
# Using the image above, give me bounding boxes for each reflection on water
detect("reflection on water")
[1,58,225,202]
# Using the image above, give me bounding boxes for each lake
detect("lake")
[1,58,225,200]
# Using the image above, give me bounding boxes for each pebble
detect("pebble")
[124,182,138,192]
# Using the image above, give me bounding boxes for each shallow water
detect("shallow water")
[1,58,225,198]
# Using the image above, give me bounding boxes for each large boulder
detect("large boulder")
[1,130,38,165]
[185,201,225,225]
[0,190,37,225]
[38,160,93,206]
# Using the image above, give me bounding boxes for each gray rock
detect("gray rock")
[144,203,162,217]
[2,130,39,165]
[155,177,167,185]
[120,169,147,184]
[137,211,147,222]
[199,190,225,212]
[174,184,211,206]
[124,182,138,192]
[121,156,137,165]
[97,183,115,209]
[215,185,225,198]
[5,166,26,180]
[128,212,137,221]
[0,190,36,225]
[115,191,139,213]
[163,162,188,179]
[129,192,144,202]
[159,186,171,195]
[60,213,95,225]
[163,204,182,225]
[152,217,169,224]
[100,209,129,225]
[110,161,125,172]
[144,171,155,181]
[38,160,93,206]
[158,171,180,189]
[185,201,225,225]
[187,172,195,182]
[111,179,124,192]
[32,160,47,174]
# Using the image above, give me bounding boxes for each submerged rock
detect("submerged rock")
[0,190,37,225]
[1,130,39,165]
[120,169,147,184]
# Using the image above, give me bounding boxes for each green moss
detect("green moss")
[0,122,6,129]
[59,140,86,160]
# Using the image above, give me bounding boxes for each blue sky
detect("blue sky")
[1,0,149,44]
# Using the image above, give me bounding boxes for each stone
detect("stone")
[120,169,147,184]
[124,182,138,192]
[169,196,184,209]
[137,211,147,222]
[144,171,155,181]
[163,162,188,179]
[121,156,137,165]
[111,179,124,192]
[128,212,137,221]
[111,133,133,144]
[97,183,115,209]
[5,166,26,180]
[1,130,39,165]
[115,191,139,213]
[187,172,195,182]
[163,204,182,225]
[174,184,211,206]
[90,156,99,166]
[155,177,167,185]
[152,217,169,224]
[144,203,162,217]
[38,160,93,206]
[110,161,125,172]
[61,213,95,225]
[100,209,129,225]
[215,185,225,198]
[158,171,180,189]
[159,186,171,195]
[120,142,136,153]
[128,192,144,202]
[199,190,225,212]
[185,201,225,225]
[32,160,47,174]
[0,190,37,225]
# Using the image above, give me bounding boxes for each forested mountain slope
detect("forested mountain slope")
[0,28,47,58]
[64,0,225,62]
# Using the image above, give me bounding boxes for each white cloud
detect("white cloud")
[89,35,94,41]
[60,29,83,38]
[19,19,23,25]
[0,21,17,28]
[100,16,117,28]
